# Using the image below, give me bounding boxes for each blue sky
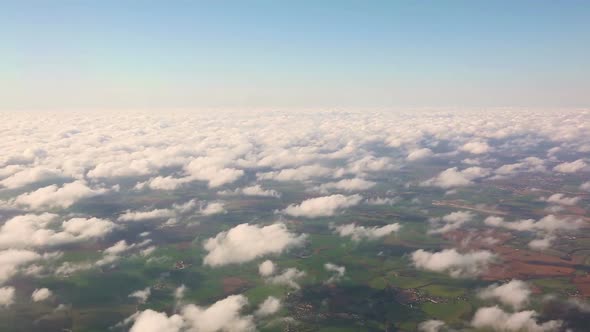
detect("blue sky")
[1,1,589,110]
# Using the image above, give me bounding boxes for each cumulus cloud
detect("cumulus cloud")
[255,296,281,317]
[129,287,151,304]
[0,249,43,284]
[31,288,52,302]
[129,309,184,332]
[0,286,15,307]
[407,148,434,161]
[494,157,546,176]
[334,223,400,241]
[411,248,495,278]
[460,141,491,154]
[484,215,582,234]
[0,214,117,250]
[422,167,490,188]
[181,294,255,332]
[282,194,362,218]
[544,193,580,206]
[315,178,376,193]
[365,196,399,205]
[203,223,306,266]
[528,236,555,251]
[200,202,226,216]
[478,280,531,309]
[118,208,176,222]
[581,181,590,191]
[267,267,305,289]
[553,159,588,173]
[471,306,561,331]
[257,164,335,182]
[258,260,276,277]
[221,185,281,198]
[0,167,63,190]
[324,263,346,283]
[417,320,446,332]
[429,211,474,234]
[13,181,108,209]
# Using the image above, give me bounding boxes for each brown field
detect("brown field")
[222,277,250,294]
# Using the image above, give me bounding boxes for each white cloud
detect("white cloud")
[544,193,580,206]
[484,215,582,234]
[31,288,52,302]
[255,296,281,317]
[471,306,561,331]
[334,223,400,241]
[0,167,63,189]
[257,164,335,182]
[129,309,184,332]
[316,178,376,193]
[324,263,346,283]
[203,223,306,266]
[181,294,255,332]
[581,181,590,191]
[0,249,42,284]
[411,248,495,278]
[0,286,15,307]
[258,260,276,277]
[478,280,531,309]
[223,185,281,198]
[200,202,226,216]
[528,236,555,251]
[365,197,399,205]
[129,287,151,304]
[104,240,135,255]
[267,267,305,289]
[429,211,474,234]
[13,181,107,209]
[282,194,362,218]
[407,148,434,161]
[118,208,175,222]
[553,159,588,173]
[460,141,490,154]
[422,167,490,188]
[418,320,446,332]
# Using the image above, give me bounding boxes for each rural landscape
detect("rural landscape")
[0,110,589,331]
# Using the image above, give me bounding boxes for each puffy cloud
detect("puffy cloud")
[365,196,399,205]
[104,240,135,255]
[130,309,184,332]
[267,267,305,289]
[429,211,474,234]
[553,159,588,173]
[478,280,531,309]
[258,260,276,277]
[255,296,281,317]
[484,215,582,234]
[581,181,590,191]
[0,249,42,284]
[471,306,561,331]
[31,288,52,302]
[0,286,15,307]
[460,141,490,154]
[324,263,346,283]
[411,248,495,278]
[129,287,151,304]
[334,223,400,241]
[184,157,244,188]
[200,202,226,216]
[544,193,580,206]
[417,320,446,332]
[494,157,546,176]
[316,178,376,193]
[422,167,490,188]
[282,194,362,218]
[13,181,107,209]
[407,148,434,161]
[181,294,255,332]
[118,208,176,222]
[221,185,281,198]
[203,223,306,266]
[0,167,63,189]
[528,236,555,251]
[257,164,335,182]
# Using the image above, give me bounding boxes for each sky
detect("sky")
[1,1,589,111]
